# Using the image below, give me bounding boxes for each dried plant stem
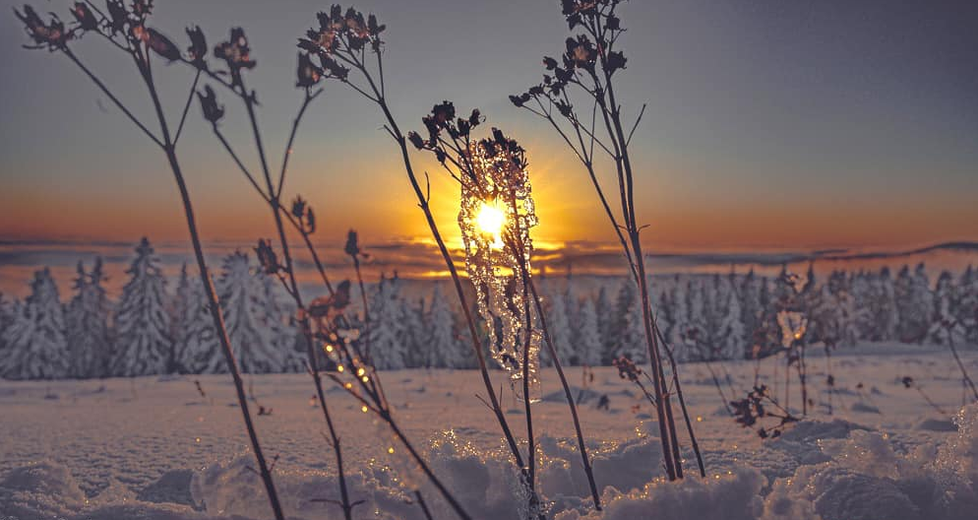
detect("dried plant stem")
[528,277,603,507]
[207,76,356,519]
[56,46,286,519]
[948,333,978,401]
[658,330,706,477]
[343,52,528,477]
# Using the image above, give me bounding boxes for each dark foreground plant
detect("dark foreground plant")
[511,0,698,480]
[12,2,284,517]
[174,27,362,517]
[296,6,535,516]
[730,384,800,439]
[410,109,602,510]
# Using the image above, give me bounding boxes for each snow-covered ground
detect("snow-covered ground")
[2,342,978,520]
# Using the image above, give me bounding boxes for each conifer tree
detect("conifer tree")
[739,269,764,357]
[111,238,172,376]
[576,297,603,366]
[428,286,463,368]
[896,263,933,343]
[595,286,615,364]
[173,264,224,374]
[957,266,978,346]
[0,268,69,380]
[219,252,289,374]
[929,270,965,345]
[545,286,574,366]
[369,274,409,370]
[65,259,111,378]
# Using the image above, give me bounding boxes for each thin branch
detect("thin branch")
[63,49,163,148]
[173,69,202,146]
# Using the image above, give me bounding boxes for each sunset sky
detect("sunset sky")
[1,0,977,288]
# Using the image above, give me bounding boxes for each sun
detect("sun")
[476,201,506,249]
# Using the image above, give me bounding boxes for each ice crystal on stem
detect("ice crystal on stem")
[459,136,541,402]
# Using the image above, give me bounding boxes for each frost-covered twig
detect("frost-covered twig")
[295,5,530,510]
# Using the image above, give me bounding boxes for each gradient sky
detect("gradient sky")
[1,0,977,257]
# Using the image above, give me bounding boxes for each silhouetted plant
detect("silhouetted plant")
[900,375,948,416]
[410,105,602,511]
[512,0,697,481]
[729,384,799,439]
[11,2,285,518]
[296,6,532,516]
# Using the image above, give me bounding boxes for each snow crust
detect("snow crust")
[3,346,978,519]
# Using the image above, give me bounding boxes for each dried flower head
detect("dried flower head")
[196,84,224,124]
[457,128,540,402]
[296,52,322,88]
[70,2,98,32]
[254,238,280,275]
[15,5,70,51]
[213,27,256,83]
[186,25,207,68]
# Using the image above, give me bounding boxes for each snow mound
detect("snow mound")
[769,404,978,520]
[554,467,765,520]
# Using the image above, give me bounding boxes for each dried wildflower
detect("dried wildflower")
[105,0,128,35]
[185,26,207,68]
[344,230,360,257]
[290,196,307,219]
[213,27,256,83]
[457,129,541,402]
[729,385,798,439]
[295,52,322,88]
[145,28,181,62]
[15,5,70,50]
[70,2,98,32]
[131,0,153,20]
[196,85,224,124]
[613,355,642,383]
[254,238,280,275]
[298,5,386,65]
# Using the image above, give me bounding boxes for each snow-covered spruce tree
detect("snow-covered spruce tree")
[0,292,11,354]
[545,286,574,366]
[896,263,933,344]
[956,265,978,347]
[402,296,427,368]
[869,267,900,341]
[257,270,300,373]
[218,252,289,374]
[667,276,690,361]
[65,259,111,378]
[613,279,645,361]
[110,238,172,377]
[810,271,857,350]
[712,274,746,360]
[739,269,764,357]
[368,274,409,370]
[0,268,69,380]
[172,264,223,374]
[576,296,603,366]
[929,270,966,345]
[427,286,463,368]
[595,286,615,364]
[683,279,709,360]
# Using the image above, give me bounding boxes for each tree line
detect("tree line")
[1,238,975,380]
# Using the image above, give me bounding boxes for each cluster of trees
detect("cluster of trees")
[567,263,978,365]
[0,238,476,380]
[1,239,976,380]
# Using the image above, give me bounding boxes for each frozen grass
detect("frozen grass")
[2,342,977,519]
